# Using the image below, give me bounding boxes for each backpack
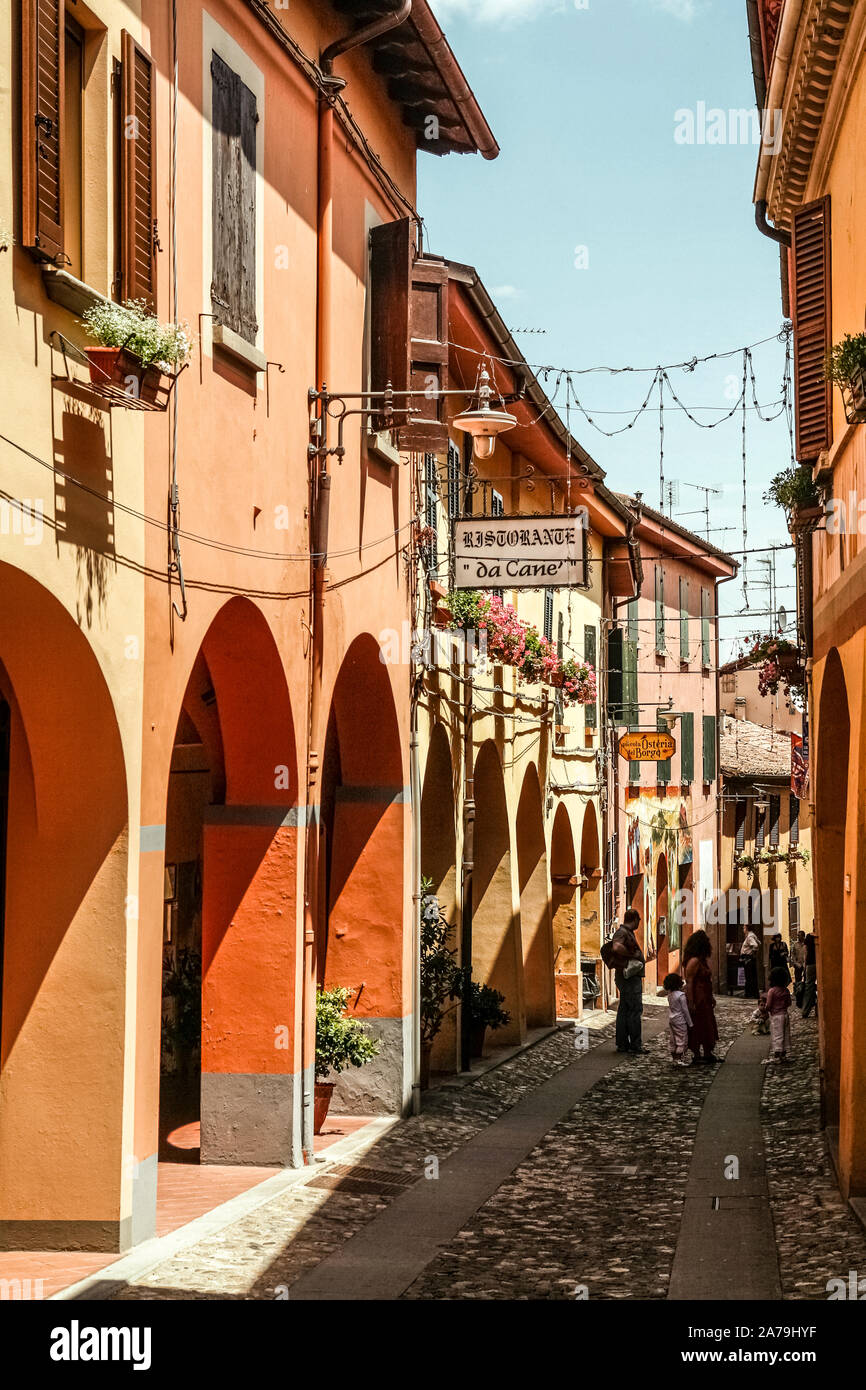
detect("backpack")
[601,935,630,970]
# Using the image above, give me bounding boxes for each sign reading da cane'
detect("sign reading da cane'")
[619,731,677,762]
[453,514,587,590]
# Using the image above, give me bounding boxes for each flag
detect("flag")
[791,731,809,799]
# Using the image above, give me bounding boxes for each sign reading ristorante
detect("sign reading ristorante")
[619,731,677,762]
[453,514,587,589]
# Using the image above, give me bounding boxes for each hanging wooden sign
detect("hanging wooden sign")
[619,731,676,762]
[452,515,587,589]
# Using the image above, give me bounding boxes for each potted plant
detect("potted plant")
[739,633,804,697]
[763,465,823,534]
[825,332,866,425]
[161,946,202,1084]
[314,986,379,1134]
[80,298,192,403]
[451,969,511,1058]
[419,879,459,1088]
[733,851,757,875]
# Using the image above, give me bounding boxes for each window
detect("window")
[119,31,157,304]
[789,794,800,846]
[544,590,554,644]
[702,714,716,782]
[63,14,84,279]
[490,491,504,599]
[701,589,712,669]
[211,51,258,343]
[462,434,474,516]
[584,625,597,730]
[657,712,671,785]
[769,795,781,847]
[792,197,832,462]
[680,711,694,784]
[789,897,801,931]
[755,803,766,848]
[424,453,438,571]
[655,565,665,655]
[679,577,689,663]
[734,799,747,851]
[447,441,460,520]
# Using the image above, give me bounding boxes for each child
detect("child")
[664,972,692,1067]
[749,990,770,1035]
[763,966,793,1065]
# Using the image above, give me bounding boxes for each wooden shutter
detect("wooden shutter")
[702,714,716,782]
[701,588,711,668]
[424,453,438,571]
[755,803,766,848]
[543,590,554,643]
[789,897,800,931]
[769,794,781,846]
[735,799,747,851]
[680,711,694,784]
[21,0,64,260]
[584,625,597,729]
[657,712,671,785]
[607,628,623,722]
[679,578,689,663]
[447,440,460,519]
[121,32,157,306]
[370,218,411,425]
[789,793,800,846]
[403,253,449,451]
[655,566,665,655]
[792,198,832,462]
[211,52,258,344]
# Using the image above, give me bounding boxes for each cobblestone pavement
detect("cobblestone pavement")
[112,1018,618,1300]
[761,1012,866,1300]
[106,996,863,1302]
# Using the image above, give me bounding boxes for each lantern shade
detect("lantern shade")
[451,407,517,459]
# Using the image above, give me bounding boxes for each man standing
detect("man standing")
[790,929,807,1006]
[801,928,818,1018]
[610,908,653,1055]
[739,926,761,999]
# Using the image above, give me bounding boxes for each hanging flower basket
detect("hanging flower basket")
[740,634,804,698]
[84,346,165,403]
[445,589,596,700]
[788,503,824,536]
[826,336,866,426]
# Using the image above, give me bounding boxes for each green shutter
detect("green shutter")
[702,714,716,782]
[627,598,638,645]
[584,625,597,729]
[680,710,694,784]
[623,636,638,726]
[655,566,665,655]
[607,628,623,723]
[679,578,689,662]
[701,589,711,669]
[657,712,671,784]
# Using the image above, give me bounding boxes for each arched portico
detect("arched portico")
[473,740,523,1047]
[517,766,554,1028]
[814,649,848,1145]
[420,723,458,1074]
[551,803,581,1017]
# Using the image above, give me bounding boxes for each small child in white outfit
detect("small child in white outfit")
[664,972,692,1067]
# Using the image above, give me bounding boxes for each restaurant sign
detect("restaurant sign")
[619,731,676,762]
[453,515,587,590]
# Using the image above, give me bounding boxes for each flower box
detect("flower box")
[841,365,866,425]
[85,346,163,403]
[788,503,824,536]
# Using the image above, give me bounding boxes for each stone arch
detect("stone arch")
[579,801,601,960]
[161,597,300,1167]
[473,739,522,1046]
[421,723,458,1074]
[551,803,582,1017]
[516,765,554,1028]
[0,563,128,1249]
[320,634,407,1113]
[815,648,849,1136]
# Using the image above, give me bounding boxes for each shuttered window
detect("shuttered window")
[735,799,747,851]
[657,712,671,784]
[789,897,800,931]
[120,32,157,306]
[627,598,638,646]
[701,589,711,669]
[584,625,597,729]
[607,628,624,723]
[769,794,781,847]
[755,804,766,849]
[789,793,800,846]
[447,441,460,520]
[655,565,665,655]
[424,453,438,571]
[702,714,716,782]
[21,0,65,261]
[490,491,503,600]
[680,711,694,785]
[544,590,554,643]
[792,198,832,462]
[679,577,689,663]
[211,52,258,344]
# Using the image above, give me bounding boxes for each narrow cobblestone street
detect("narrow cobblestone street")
[61,996,865,1304]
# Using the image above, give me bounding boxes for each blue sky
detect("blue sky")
[418,0,796,658]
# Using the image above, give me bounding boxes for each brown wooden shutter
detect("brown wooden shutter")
[120,31,157,306]
[792,197,832,462]
[211,52,258,344]
[402,254,448,451]
[369,217,412,425]
[21,0,64,261]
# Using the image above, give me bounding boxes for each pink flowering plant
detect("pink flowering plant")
[447,591,597,705]
[739,633,803,698]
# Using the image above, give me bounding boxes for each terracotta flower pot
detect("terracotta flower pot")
[313,1081,335,1135]
[85,346,163,404]
[470,1023,486,1058]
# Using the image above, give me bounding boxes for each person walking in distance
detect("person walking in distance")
[608,908,655,1055]
[801,927,818,1018]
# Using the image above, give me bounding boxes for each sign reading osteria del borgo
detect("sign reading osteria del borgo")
[453,516,586,589]
[619,731,677,762]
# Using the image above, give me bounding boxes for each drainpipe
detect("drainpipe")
[300,1,414,1162]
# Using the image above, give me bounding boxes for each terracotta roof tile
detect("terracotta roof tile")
[720,713,791,779]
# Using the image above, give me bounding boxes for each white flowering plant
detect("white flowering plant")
[81,299,193,371]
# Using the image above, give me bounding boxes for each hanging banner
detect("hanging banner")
[626,816,641,877]
[619,731,676,762]
[791,731,809,799]
[452,515,586,589]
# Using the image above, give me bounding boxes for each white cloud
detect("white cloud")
[492,284,520,300]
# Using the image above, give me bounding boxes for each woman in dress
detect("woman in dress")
[682,928,720,1064]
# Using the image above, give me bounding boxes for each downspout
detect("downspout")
[300,0,414,1161]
